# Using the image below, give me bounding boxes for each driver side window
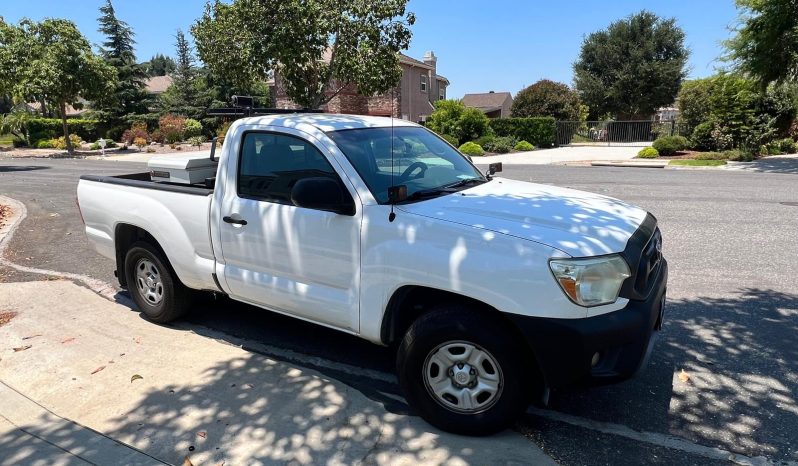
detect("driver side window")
[237,132,338,204]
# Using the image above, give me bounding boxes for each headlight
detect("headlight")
[549,255,631,307]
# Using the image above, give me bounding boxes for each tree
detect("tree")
[574,11,688,120]
[724,0,798,85]
[426,99,490,144]
[511,80,580,120]
[1,19,116,152]
[145,54,176,77]
[95,0,149,126]
[192,0,415,109]
[158,30,211,119]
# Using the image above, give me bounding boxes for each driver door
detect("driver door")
[217,130,361,331]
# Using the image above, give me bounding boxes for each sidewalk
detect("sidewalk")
[476,145,643,165]
[0,280,556,466]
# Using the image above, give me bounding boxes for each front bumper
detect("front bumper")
[507,258,668,389]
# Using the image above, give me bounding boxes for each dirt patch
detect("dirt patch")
[0,310,17,327]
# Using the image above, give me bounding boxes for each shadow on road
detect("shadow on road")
[730,157,798,174]
[102,286,797,462]
[540,288,797,462]
[0,165,50,173]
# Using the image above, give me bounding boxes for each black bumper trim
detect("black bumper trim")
[508,259,668,389]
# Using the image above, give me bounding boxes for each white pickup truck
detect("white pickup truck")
[77,114,667,435]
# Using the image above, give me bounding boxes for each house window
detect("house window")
[439,87,445,100]
[420,75,427,92]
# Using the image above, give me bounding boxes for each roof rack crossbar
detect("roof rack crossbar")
[206,95,322,117]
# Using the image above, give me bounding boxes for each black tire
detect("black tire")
[397,305,535,435]
[124,241,192,323]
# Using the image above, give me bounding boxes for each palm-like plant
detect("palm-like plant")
[0,110,31,146]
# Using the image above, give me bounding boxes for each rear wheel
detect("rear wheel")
[397,305,535,435]
[124,241,191,323]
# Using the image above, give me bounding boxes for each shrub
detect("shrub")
[652,135,687,156]
[766,142,782,155]
[427,100,491,144]
[11,138,28,148]
[217,121,232,139]
[134,137,148,151]
[458,142,484,156]
[489,117,556,148]
[89,142,100,150]
[473,134,496,148]
[188,136,206,148]
[184,118,202,138]
[159,114,187,144]
[777,138,797,154]
[440,133,459,147]
[36,139,55,149]
[151,129,164,144]
[690,122,716,151]
[486,136,516,154]
[52,134,83,150]
[514,140,535,151]
[637,147,659,158]
[26,119,101,145]
[121,122,150,145]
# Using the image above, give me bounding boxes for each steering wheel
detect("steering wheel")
[398,162,428,182]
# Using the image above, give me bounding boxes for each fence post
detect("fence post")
[670,120,675,137]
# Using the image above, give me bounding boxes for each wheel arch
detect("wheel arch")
[114,223,170,288]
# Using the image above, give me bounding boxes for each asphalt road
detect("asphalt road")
[1,155,796,465]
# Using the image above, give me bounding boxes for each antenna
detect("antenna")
[388,88,397,222]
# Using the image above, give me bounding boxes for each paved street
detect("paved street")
[1,156,797,465]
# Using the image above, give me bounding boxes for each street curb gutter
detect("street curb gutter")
[0,195,121,301]
[0,381,171,465]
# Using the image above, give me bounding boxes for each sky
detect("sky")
[0,0,740,99]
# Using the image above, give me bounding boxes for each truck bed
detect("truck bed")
[77,173,218,292]
[79,172,214,196]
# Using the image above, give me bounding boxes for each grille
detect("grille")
[633,228,662,296]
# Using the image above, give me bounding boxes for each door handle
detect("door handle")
[223,215,248,226]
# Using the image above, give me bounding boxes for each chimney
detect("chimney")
[423,50,437,70]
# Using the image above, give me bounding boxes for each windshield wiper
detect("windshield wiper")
[403,187,457,202]
[444,178,488,190]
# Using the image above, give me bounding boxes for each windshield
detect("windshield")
[328,126,486,204]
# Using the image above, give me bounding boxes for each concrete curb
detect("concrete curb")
[590,160,668,168]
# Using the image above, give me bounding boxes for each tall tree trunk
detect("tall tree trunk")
[59,101,74,154]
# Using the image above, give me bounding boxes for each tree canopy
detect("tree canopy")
[95,0,149,125]
[573,11,688,120]
[724,0,798,85]
[145,54,177,77]
[192,0,415,109]
[511,80,580,120]
[158,30,210,119]
[0,18,116,152]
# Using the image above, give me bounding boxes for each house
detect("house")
[17,99,88,118]
[462,91,513,118]
[144,76,173,96]
[272,51,449,123]
[655,103,679,122]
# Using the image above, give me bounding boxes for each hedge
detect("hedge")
[27,119,103,144]
[488,117,556,148]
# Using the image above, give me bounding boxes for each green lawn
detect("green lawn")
[0,134,14,146]
[669,159,727,167]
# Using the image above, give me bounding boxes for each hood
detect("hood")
[398,177,649,257]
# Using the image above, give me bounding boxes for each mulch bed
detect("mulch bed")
[0,203,10,231]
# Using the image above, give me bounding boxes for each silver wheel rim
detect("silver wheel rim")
[135,258,164,306]
[422,340,503,414]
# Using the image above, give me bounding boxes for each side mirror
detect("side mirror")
[291,177,355,215]
[488,162,503,176]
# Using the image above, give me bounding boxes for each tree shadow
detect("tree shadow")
[540,288,798,462]
[729,158,798,174]
[0,165,50,173]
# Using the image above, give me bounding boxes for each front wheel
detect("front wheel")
[124,241,191,323]
[397,305,536,435]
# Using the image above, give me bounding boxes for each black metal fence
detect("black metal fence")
[555,120,688,147]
